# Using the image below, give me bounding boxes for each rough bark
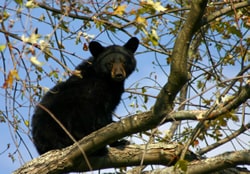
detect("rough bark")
[14,142,250,174]
[13,143,182,173]
[141,150,250,174]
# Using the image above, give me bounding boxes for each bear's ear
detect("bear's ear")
[123,37,139,53]
[89,41,105,57]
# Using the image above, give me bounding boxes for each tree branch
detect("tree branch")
[198,123,250,155]
[141,150,250,174]
[205,1,250,24]
[13,143,185,173]
[152,0,208,118]
[187,150,250,174]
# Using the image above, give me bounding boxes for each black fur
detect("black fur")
[32,37,139,155]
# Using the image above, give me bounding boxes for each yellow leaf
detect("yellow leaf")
[39,40,52,60]
[24,120,29,127]
[11,69,20,80]
[21,33,40,44]
[25,0,37,8]
[30,33,40,44]
[0,44,6,52]
[2,69,20,89]
[136,16,147,27]
[153,1,166,12]
[113,5,127,15]
[30,56,44,67]
[150,28,159,46]
[144,0,166,12]
[0,11,10,22]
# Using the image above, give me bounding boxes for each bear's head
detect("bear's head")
[89,37,139,82]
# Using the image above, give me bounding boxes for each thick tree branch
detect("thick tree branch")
[152,0,208,117]
[141,150,250,174]
[15,145,250,174]
[187,150,250,174]
[74,143,185,172]
[13,143,185,173]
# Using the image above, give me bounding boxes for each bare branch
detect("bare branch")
[198,123,250,155]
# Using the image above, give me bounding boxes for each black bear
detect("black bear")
[32,37,139,155]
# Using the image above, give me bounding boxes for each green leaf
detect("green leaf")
[0,114,6,122]
[0,11,10,22]
[39,14,45,21]
[228,25,242,38]
[149,28,159,46]
[14,0,23,5]
[175,159,188,172]
[59,21,70,33]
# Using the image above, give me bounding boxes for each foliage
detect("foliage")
[0,0,250,173]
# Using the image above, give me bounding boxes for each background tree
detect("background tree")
[0,0,250,173]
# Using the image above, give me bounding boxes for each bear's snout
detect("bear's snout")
[111,62,126,81]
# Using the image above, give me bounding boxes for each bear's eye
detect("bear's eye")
[107,62,113,69]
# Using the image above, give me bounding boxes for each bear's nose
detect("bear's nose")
[114,73,125,81]
[111,63,126,81]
